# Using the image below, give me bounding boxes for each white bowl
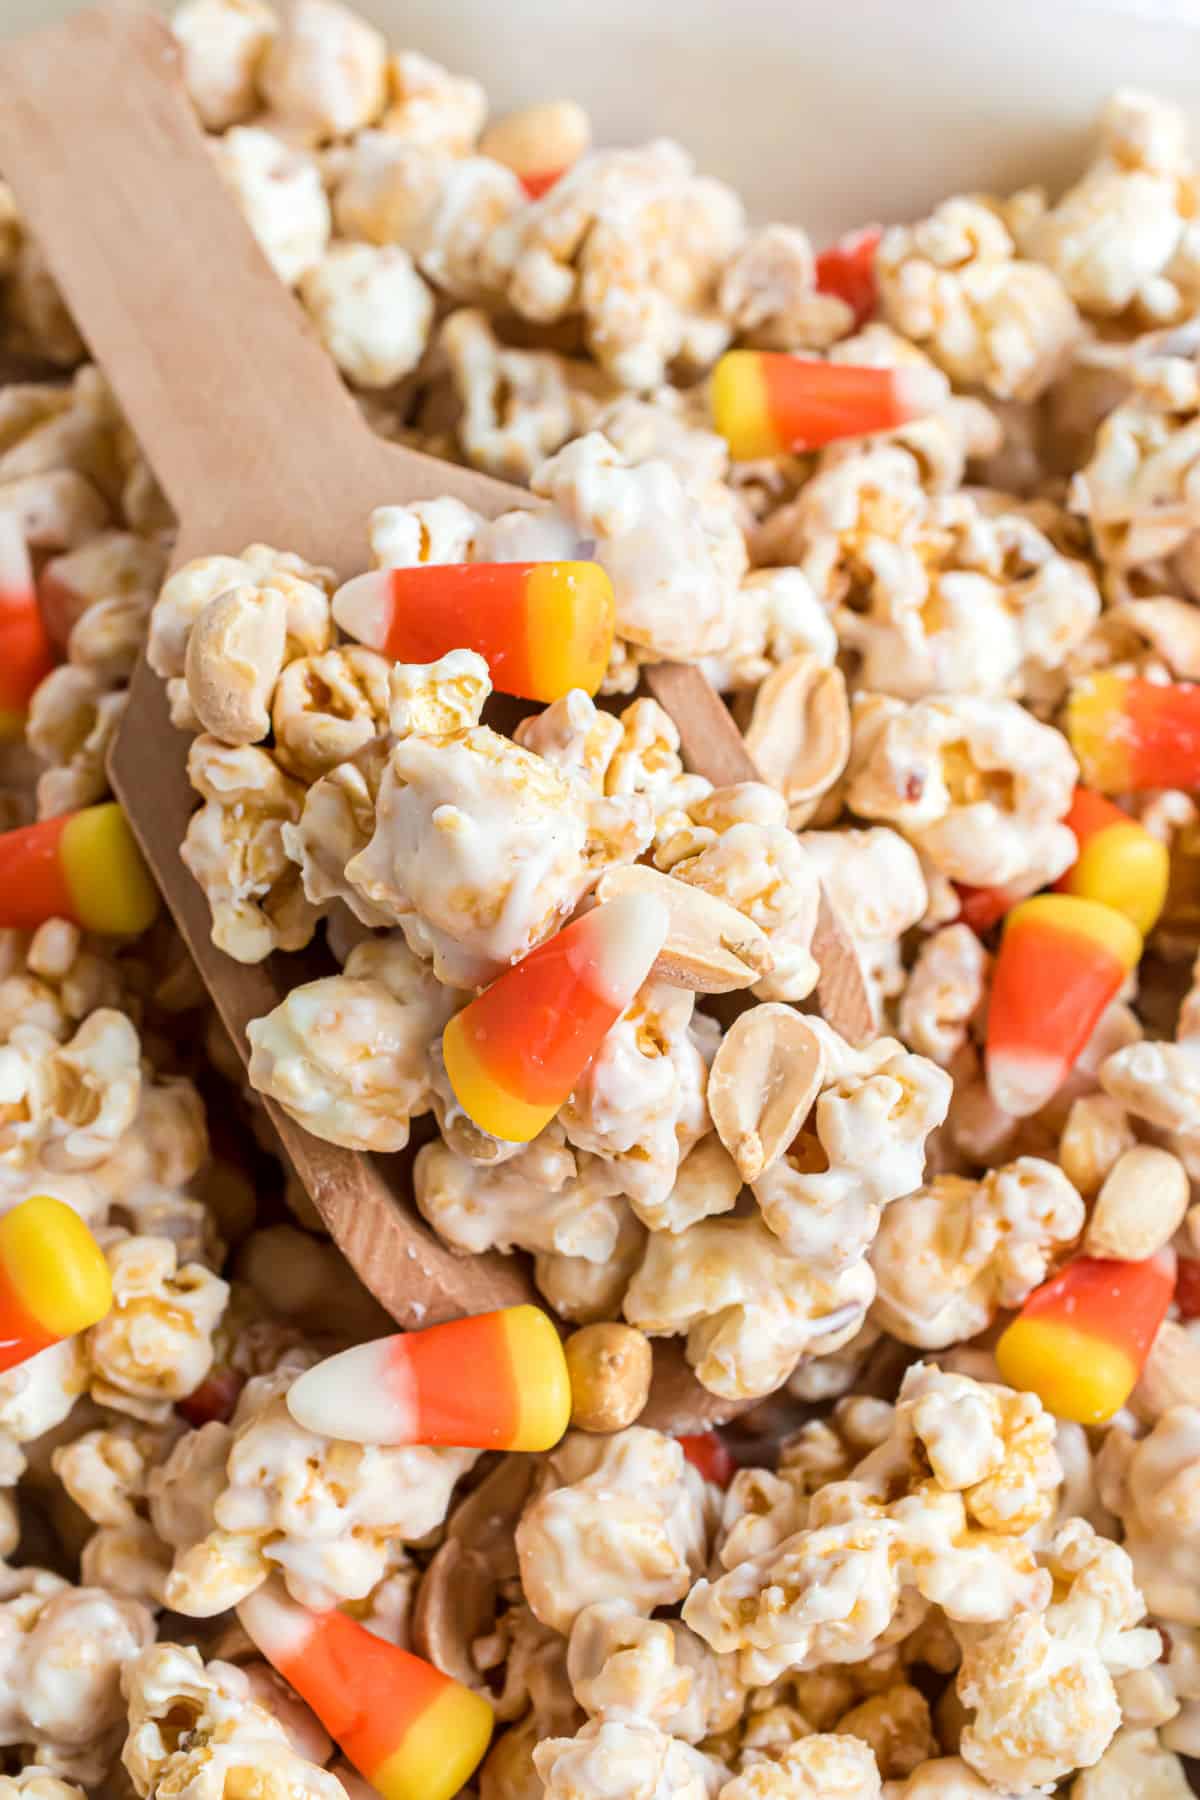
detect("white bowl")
[12,0,1200,232]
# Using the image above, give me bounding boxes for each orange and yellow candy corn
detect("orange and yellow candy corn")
[1054,787,1169,936]
[814,225,882,328]
[443,892,669,1143]
[240,1581,493,1800]
[0,1196,112,1373]
[711,349,943,460]
[0,803,158,935]
[996,1251,1176,1424]
[0,513,55,741]
[332,560,614,703]
[985,894,1142,1118]
[1067,672,1200,793]
[287,1305,571,1449]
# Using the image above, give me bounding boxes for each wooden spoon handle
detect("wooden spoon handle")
[0,5,384,547]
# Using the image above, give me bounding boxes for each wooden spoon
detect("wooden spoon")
[0,3,871,1429]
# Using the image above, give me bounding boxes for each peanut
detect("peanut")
[480,100,590,183]
[565,1322,652,1432]
[185,583,287,746]
[1084,1144,1189,1261]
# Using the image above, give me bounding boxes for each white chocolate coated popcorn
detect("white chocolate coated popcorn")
[846,692,1077,888]
[516,1429,711,1634]
[84,1235,231,1424]
[957,1521,1158,1790]
[624,1215,875,1399]
[345,654,651,987]
[484,140,744,389]
[871,1159,1085,1349]
[213,127,331,285]
[182,736,322,963]
[165,1362,476,1615]
[247,933,454,1151]
[533,431,747,663]
[0,1571,154,1783]
[750,1023,950,1273]
[560,980,710,1220]
[877,198,1080,400]
[122,1641,345,1800]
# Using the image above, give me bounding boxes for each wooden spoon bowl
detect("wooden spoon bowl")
[0,5,874,1431]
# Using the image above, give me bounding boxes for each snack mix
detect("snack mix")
[3,6,1200,1795]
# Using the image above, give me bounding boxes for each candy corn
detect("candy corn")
[1067,672,1200,793]
[332,560,615,703]
[0,1195,112,1373]
[0,513,55,740]
[0,803,159,935]
[442,893,669,1143]
[1054,787,1169,936]
[985,894,1142,1118]
[710,350,943,460]
[995,1252,1176,1424]
[678,1431,737,1488]
[814,225,882,328]
[286,1305,571,1449]
[240,1581,493,1800]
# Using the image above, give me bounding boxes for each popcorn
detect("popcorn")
[440,307,611,482]
[749,1019,950,1272]
[876,197,1080,400]
[559,980,710,1219]
[1099,1038,1200,1134]
[84,1235,231,1424]
[957,1521,1159,1790]
[182,736,322,963]
[343,652,652,987]
[533,1718,724,1800]
[654,784,821,1002]
[247,933,455,1151]
[122,1641,345,1800]
[0,1570,154,1783]
[683,1365,1057,1683]
[172,0,278,132]
[1096,1406,1200,1626]
[299,243,434,388]
[163,1360,476,1615]
[801,829,927,1006]
[213,127,331,286]
[0,1007,140,1174]
[515,1428,710,1634]
[846,692,1078,889]
[1020,91,1196,320]
[382,49,486,151]
[259,0,387,140]
[416,1127,628,1262]
[26,665,126,819]
[270,645,391,782]
[532,431,747,663]
[566,1604,742,1742]
[623,1215,876,1399]
[871,1158,1085,1349]
[720,223,854,351]
[898,924,989,1068]
[484,140,744,389]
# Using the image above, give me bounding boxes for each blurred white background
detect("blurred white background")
[4,0,1200,233]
